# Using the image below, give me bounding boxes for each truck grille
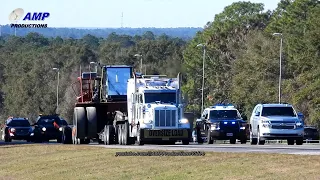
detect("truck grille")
[219,121,240,132]
[154,109,176,127]
[271,125,295,129]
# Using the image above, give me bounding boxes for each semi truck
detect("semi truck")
[63,64,191,145]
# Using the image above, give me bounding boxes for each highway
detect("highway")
[1,140,320,155]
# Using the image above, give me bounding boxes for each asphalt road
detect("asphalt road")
[2,140,320,155]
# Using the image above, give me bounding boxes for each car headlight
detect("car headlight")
[179,118,189,124]
[42,127,46,131]
[210,122,220,130]
[10,128,16,132]
[59,127,63,131]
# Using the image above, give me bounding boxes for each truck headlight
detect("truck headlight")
[42,127,46,131]
[179,118,189,124]
[210,122,220,130]
[59,127,63,131]
[144,119,152,124]
[295,121,303,128]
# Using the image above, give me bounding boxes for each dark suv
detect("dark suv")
[1,117,33,142]
[32,114,70,143]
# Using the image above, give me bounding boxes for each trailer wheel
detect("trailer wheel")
[74,107,86,139]
[86,107,97,138]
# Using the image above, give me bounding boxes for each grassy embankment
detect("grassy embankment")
[0,144,318,180]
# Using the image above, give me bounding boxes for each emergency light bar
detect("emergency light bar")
[210,103,235,108]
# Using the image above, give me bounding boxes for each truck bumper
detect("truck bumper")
[209,129,246,140]
[259,128,304,140]
[140,129,191,142]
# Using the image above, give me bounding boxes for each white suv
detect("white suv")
[249,103,304,145]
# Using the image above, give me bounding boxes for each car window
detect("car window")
[37,117,62,126]
[261,107,296,117]
[209,110,240,119]
[7,120,30,127]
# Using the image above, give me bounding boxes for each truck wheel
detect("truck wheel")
[230,138,236,144]
[136,126,144,145]
[287,139,294,145]
[57,137,62,143]
[296,138,303,145]
[250,131,257,145]
[86,107,97,138]
[117,125,122,145]
[240,137,247,144]
[206,132,213,144]
[74,107,86,140]
[104,125,112,145]
[123,122,132,145]
[62,128,72,144]
[257,128,265,145]
[182,140,189,145]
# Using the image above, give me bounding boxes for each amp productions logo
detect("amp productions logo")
[9,8,50,28]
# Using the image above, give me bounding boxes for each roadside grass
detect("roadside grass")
[0,144,319,180]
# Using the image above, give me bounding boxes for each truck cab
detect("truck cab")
[199,104,247,144]
[249,103,304,145]
[127,74,191,145]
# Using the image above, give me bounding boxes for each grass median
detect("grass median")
[0,144,318,180]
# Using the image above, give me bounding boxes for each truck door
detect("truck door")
[252,106,261,136]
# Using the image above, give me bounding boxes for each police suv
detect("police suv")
[199,104,247,144]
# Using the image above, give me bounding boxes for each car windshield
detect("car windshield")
[37,117,62,126]
[261,107,296,117]
[144,92,176,104]
[210,110,240,119]
[7,120,30,127]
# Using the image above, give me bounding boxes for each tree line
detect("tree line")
[0,0,319,127]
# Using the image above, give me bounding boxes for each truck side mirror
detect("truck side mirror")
[255,112,260,116]
[297,112,304,119]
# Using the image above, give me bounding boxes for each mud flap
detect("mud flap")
[86,107,97,138]
[74,107,86,139]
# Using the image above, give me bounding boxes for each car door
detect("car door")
[252,106,261,136]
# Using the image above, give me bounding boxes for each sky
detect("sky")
[1,0,280,28]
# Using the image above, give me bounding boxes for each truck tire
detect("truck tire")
[123,122,132,145]
[74,107,86,139]
[182,140,189,145]
[257,128,265,145]
[117,125,123,145]
[86,107,97,138]
[62,128,72,144]
[104,125,112,145]
[250,131,257,145]
[287,139,294,145]
[240,137,247,144]
[136,126,144,145]
[230,138,236,144]
[296,138,303,145]
[207,131,213,144]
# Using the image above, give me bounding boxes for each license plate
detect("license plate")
[226,133,233,137]
[144,129,186,138]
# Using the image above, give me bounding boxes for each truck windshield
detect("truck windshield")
[144,93,176,104]
[261,107,296,117]
[210,110,240,119]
